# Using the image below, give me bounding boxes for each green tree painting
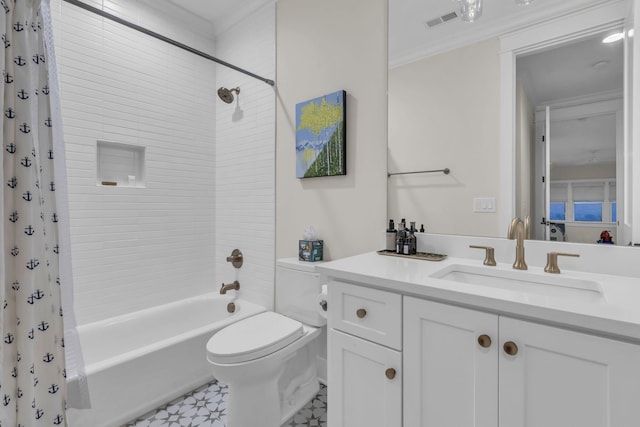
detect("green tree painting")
[295,90,346,178]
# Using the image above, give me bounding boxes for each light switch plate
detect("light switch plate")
[473,197,496,213]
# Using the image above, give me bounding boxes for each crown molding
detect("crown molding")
[390,0,614,69]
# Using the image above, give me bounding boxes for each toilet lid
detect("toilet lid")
[207,312,304,364]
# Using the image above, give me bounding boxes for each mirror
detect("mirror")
[388,0,635,245]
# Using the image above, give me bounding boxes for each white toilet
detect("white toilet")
[206,258,326,427]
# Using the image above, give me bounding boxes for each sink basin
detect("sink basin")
[430,264,603,299]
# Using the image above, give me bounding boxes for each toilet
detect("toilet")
[206,258,326,427]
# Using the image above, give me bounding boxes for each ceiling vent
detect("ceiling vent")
[425,10,459,28]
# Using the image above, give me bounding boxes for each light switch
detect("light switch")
[473,197,496,213]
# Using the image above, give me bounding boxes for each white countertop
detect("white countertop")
[317,251,640,343]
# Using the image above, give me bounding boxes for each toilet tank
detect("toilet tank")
[276,258,326,327]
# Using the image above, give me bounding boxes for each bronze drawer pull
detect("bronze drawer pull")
[356,308,367,319]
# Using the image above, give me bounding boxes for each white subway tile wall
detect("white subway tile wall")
[214,4,276,310]
[49,0,274,324]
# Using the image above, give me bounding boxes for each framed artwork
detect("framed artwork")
[295,90,346,178]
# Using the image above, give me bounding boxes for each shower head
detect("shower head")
[217,86,240,104]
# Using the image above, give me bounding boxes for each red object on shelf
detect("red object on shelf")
[599,230,612,243]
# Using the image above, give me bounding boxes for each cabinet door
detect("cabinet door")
[328,329,401,427]
[403,297,499,427]
[499,317,640,427]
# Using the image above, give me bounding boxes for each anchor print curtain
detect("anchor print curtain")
[1,0,86,425]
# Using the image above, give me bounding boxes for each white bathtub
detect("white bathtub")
[67,293,266,427]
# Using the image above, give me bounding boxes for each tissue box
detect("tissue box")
[299,240,323,262]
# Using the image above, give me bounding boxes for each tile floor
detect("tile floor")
[125,381,327,427]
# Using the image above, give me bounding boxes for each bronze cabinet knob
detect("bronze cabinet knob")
[356,308,367,319]
[385,368,396,380]
[503,341,519,356]
[477,334,492,348]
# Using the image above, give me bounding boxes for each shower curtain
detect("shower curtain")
[1,1,88,425]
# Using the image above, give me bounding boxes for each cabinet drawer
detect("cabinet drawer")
[328,281,402,350]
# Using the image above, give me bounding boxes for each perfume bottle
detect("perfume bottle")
[396,220,406,254]
[408,222,417,255]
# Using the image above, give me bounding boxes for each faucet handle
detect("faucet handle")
[226,249,243,268]
[469,245,497,266]
[544,252,580,274]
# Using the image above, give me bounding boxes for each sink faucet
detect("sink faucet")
[220,280,240,294]
[507,217,528,270]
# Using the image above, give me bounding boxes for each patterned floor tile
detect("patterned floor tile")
[125,381,327,427]
[282,384,327,427]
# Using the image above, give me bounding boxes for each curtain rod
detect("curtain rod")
[61,0,275,86]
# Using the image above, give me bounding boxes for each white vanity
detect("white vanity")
[318,234,640,427]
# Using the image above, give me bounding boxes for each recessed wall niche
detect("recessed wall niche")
[96,141,145,187]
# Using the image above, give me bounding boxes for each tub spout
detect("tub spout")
[220,280,240,295]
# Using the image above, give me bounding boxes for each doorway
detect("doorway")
[515,29,624,244]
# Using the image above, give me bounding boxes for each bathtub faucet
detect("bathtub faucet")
[226,249,243,268]
[220,280,240,295]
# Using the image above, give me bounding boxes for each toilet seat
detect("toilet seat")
[207,311,304,364]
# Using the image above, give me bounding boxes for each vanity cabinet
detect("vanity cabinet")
[328,279,640,427]
[404,296,640,427]
[327,281,402,427]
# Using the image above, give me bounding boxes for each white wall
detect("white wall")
[388,38,501,237]
[275,0,388,261]
[214,4,276,310]
[51,0,218,324]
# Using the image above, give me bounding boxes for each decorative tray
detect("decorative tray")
[377,249,447,262]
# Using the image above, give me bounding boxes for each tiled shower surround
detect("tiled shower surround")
[50,0,276,325]
[126,381,328,427]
